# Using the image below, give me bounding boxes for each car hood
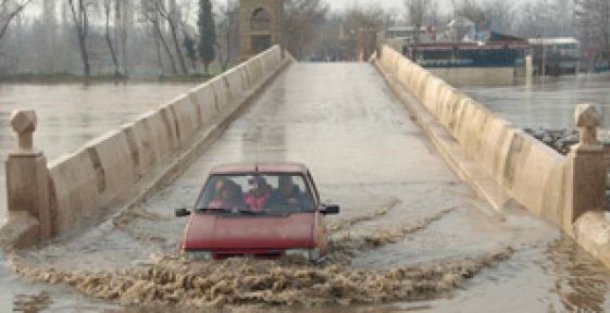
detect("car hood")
[183,212,316,250]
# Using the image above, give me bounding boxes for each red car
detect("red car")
[175,163,340,261]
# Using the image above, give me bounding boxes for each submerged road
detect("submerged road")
[7,63,610,312]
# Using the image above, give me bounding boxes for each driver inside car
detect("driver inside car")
[265,175,312,212]
[208,180,247,211]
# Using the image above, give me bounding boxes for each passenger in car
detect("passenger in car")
[204,177,226,208]
[244,176,272,212]
[209,180,246,211]
[265,176,312,211]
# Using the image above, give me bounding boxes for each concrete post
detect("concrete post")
[525,55,533,85]
[564,104,606,229]
[5,110,51,246]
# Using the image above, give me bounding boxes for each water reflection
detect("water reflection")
[462,74,610,130]
[240,81,288,163]
[545,237,610,313]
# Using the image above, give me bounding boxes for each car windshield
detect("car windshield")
[195,174,315,214]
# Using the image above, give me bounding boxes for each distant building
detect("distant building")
[527,37,581,75]
[402,30,528,86]
[384,25,436,51]
[405,32,528,69]
[239,0,284,61]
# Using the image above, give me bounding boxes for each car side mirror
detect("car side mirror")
[175,208,191,217]
[320,204,340,215]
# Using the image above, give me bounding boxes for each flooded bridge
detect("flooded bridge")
[2,46,610,312]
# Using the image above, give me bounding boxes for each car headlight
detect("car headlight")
[185,250,212,261]
[284,248,320,260]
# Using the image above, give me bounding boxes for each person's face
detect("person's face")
[215,180,224,191]
[221,188,231,199]
[280,179,293,196]
[251,182,262,194]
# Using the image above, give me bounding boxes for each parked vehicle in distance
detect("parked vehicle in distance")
[175,163,340,261]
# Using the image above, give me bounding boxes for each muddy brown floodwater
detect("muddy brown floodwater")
[0,83,197,225]
[4,65,610,312]
[0,82,196,312]
[462,74,610,130]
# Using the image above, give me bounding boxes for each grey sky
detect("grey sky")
[22,0,530,21]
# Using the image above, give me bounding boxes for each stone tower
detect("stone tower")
[239,0,283,61]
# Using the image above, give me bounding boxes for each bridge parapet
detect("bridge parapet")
[2,111,51,249]
[1,46,288,249]
[565,104,606,229]
[375,45,610,267]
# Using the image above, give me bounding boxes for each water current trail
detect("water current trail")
[3,65,610,312]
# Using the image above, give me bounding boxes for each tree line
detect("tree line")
[0,0,235,79]
[0,0,608,78]
[297,0,610,66]
[403,0,610,68]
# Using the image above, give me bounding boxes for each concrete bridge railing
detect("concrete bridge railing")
[375,45,610,268]
[2,46,289,249]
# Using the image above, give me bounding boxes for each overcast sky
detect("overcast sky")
[23,0,530,21]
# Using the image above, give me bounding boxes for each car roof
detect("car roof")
[210,162,309,175]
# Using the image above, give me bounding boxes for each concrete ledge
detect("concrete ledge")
[105,56,293,238]
[129,110,176,166]
[375,46,610,270]
[210,76,230,112]
[375,46,568,223]
[374,60,513,211]
[43,48,291,242]
[86,130,138,202]
[48,150,99,234]
[11,46,289,245]
[165,95,200,147]
[189,85,217,124]
[225,66,245,100]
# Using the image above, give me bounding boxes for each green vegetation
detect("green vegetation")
[198,0,217,77]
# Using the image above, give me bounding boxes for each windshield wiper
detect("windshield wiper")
[237,209,264,215]
[196,207,232,213]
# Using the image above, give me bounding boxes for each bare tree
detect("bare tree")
[284,0,328,59]
[455,0,486,26]
[115,0,134,76]
[0,0,32,41]
[67,0,94,77]
[555,0,576,36]
[515,0,572,38]
[157,0,188,75]
[343,5,385,60]
[483,0,514,33]
[102,0,120,77]
[404,0,429,43]
[215,0,238,71]
[38,0,59,73]
[142,0,179,75]
[576,0,610,67]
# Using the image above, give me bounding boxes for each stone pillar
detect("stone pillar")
[525,55,533,86]
[5,110,51,245]
[564,104,606,230]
